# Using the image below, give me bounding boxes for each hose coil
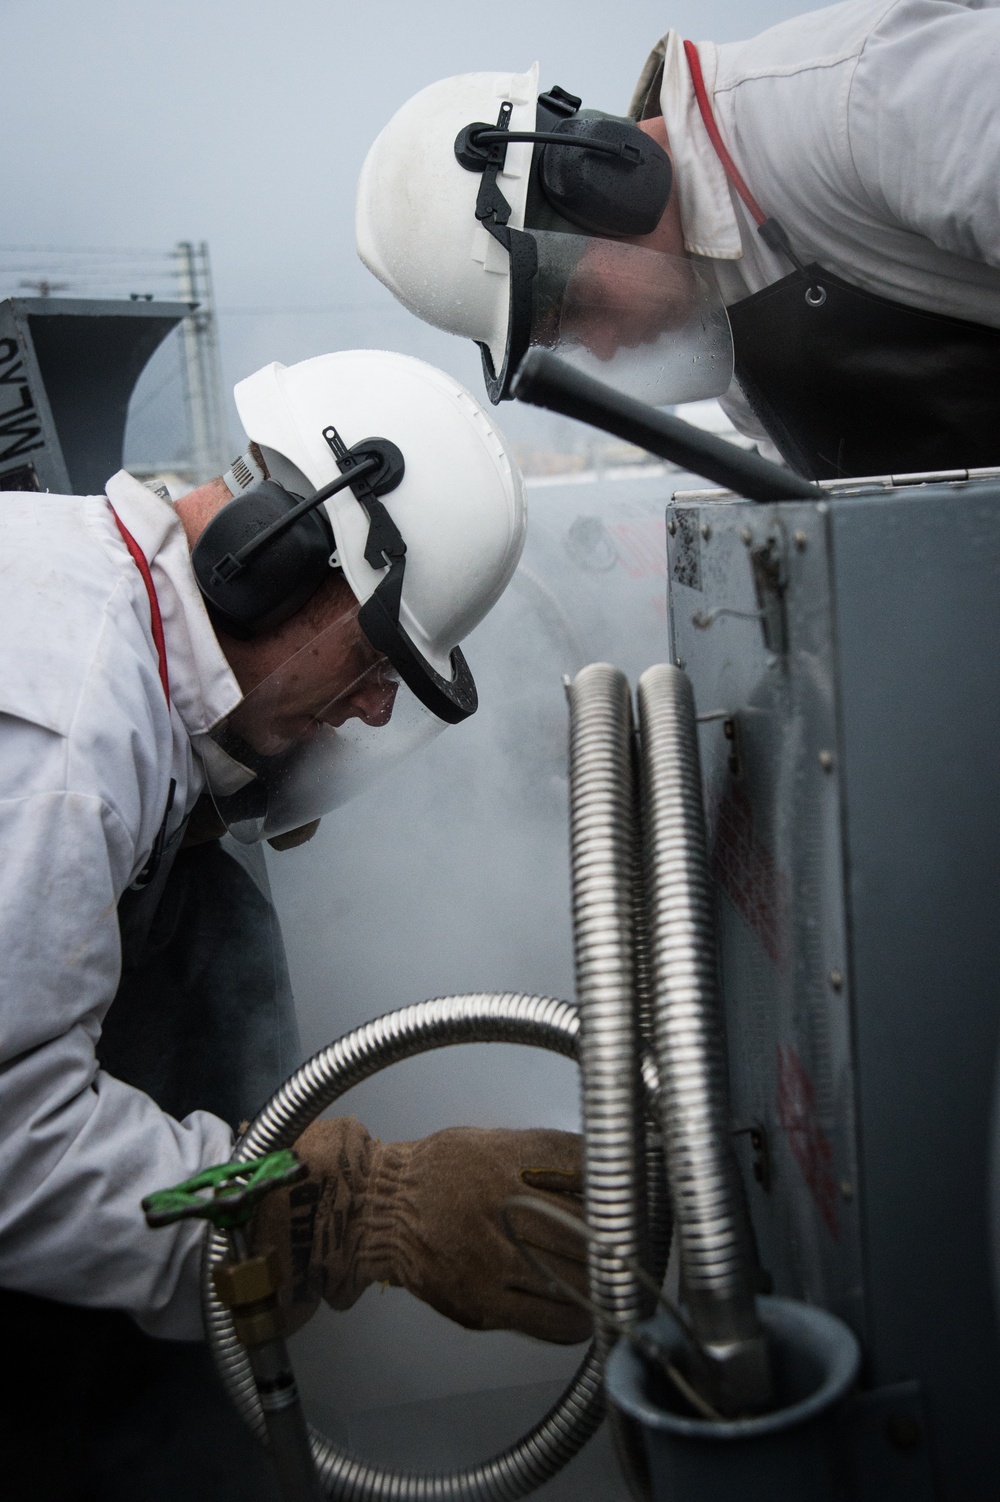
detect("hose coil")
[204,993,604,1500]
[205,659,766,1487]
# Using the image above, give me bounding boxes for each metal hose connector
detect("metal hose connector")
[204,993,604,1500]
[567,666,652,1500]
[636,665,771,1415]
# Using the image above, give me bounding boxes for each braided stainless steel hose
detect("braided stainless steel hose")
[636,664,771,1415]
[203,993,604,1501]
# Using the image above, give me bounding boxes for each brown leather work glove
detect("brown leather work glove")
[252,1117,591,1344]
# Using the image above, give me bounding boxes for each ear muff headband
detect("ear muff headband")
[456,117,670,239]
[192,458,378,640]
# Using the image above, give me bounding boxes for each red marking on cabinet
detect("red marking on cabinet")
[777,1043,840,1242]
[713,782,788,969]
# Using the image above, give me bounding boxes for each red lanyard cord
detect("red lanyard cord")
[683,40,767,225]
[111,508,170,707]
[683,39,805,274]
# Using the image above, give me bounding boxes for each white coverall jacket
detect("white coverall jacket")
[0,471,241,1339]
[632,0,1000,449]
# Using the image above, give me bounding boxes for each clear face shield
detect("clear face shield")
[528,231,733,406]
[201,595,446,844]
[459,98,735,407]
[486,228,734,407]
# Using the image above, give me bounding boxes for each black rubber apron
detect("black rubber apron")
[684,40,1000,482]
[108,832,299,1129]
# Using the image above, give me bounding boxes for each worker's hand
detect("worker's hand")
[253,1118,591,1344]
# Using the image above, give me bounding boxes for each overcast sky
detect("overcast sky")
[4,0,816,454]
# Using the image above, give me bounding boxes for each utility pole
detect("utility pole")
[175,241,230,483]
[19,278,71,297]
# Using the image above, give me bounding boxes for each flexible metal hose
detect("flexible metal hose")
[567,665,661,1501]
[206,659,766,1492]
[204,993,605,1501]
[567,666,645,1339]
[631,748,673,1295]
[636,665,770,1413]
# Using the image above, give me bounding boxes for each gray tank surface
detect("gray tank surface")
[662,471,1000,1500]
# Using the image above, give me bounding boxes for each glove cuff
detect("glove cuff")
[350,1139,425,1295]
[254,1115,376,1326]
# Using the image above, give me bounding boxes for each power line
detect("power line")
[0,242,179,259]
[217,302,394,316]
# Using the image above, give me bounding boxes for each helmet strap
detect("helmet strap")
[322,424,478,724]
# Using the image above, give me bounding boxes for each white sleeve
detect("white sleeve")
[717,384,789,467]
[0,787,233,1340]
[848,1,1000,270]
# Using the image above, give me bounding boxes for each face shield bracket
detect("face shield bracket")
[455,103,541,405]
[467,101,516,234]
[477,228,539,404]
[323,425,479,725]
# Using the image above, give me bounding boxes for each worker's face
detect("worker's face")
[226,605,399,758]
[533,116,703,372]
[556,241,701,362]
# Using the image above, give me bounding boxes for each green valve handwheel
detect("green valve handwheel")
[142,1150,306,1232]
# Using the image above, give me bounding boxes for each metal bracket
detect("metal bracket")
[733,1119,771,1192]
[749,526,789,655]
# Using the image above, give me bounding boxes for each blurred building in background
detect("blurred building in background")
[0,240,231,495]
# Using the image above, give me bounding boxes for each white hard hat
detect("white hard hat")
[357,66,539,384]
[233,349,526,720]
[356,70,733,408]
[196,349,527,842]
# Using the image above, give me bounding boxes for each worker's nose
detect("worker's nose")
[354,673,398,727]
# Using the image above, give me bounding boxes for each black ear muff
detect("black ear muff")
[538,116,673,238]
[192,479,334,640]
